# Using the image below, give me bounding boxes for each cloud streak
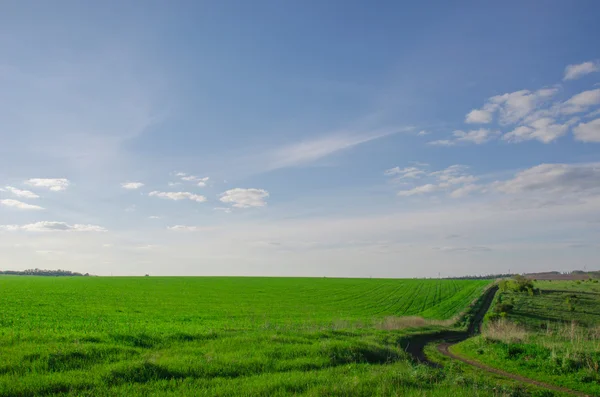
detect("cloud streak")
[265,129,401,170]
[0,221,106,232]
[3,186,39,199]
[25,178,70,191]
[564,61,599,81]
[149,191,207,202]
[0,199,44,210]
[121,182,144,190]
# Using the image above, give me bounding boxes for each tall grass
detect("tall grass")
[456,280,600,396]
[482,319,528,343]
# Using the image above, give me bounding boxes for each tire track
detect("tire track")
[401,285,590,396]
[436,343,590,397]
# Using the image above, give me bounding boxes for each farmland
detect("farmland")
[454,280,600,396]
[0,276,501,396]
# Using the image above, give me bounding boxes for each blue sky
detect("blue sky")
[1,1,600,277]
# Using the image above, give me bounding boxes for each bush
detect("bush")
[499,275,537,294]
[494,303,514,314]
[485,312,501,322]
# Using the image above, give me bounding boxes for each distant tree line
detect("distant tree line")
[445,273,515,280]
[446,270,600,280]
[0,268,90,277]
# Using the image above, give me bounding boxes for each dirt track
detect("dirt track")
[403,285,590,396]
[436,343,589,397]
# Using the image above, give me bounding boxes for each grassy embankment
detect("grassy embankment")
[454,279,600,396]
[0,276,524,396]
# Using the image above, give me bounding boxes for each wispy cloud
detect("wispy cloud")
[121,182,144,190]
[564,61,599,81]
[573,118,600,142]
[167,225,213,232]
[149,191,207,202]
[265,129,402,170]
[0,221,106,232]
[25,178,70,191]
[3,186,39,199]
[176,173,210,186]
[0,199,44,210]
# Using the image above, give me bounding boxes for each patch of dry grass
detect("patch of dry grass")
[482,319,528,343]
[376,316,454,330]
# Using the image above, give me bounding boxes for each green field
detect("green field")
[0,276,500,396]
[455,280,600,396]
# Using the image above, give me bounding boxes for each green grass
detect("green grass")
[0,276,495,396]
[455,280,600,396]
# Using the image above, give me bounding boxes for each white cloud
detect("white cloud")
[148,215,161,219]
[213,207,232,213]
[178,175,210,186]
[430,165,467,180]
[0,225,21,232]
[417,130,429,136]
[394,165,479,198]
[503,118,569,143]
[449,184,482,198]
[267,130,398,170]
[495,163,600,196]
[0,221,106,232]
[585,109,600,119]
[0,199,44,210]
[384,166,425,178]
[573,118,600,143]
[427,139,455,146]
[167,225,211,232]
[149,191,207,202]
[564,61,600,81]
[121,182,144,190]
[3,186,39,199]
[220,188,269,208]
[397,184,438,197]
[489,88,558,125]
[25,178,70,191]
[465,109,493,124]
[431,165,478,186]
[560,89,600,115]
[453,128,499,144]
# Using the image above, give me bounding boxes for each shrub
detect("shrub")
[499,275,537,294]
[485,312,501,322]
[493,303,514,315]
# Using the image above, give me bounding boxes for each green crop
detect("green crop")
[0,276,492,396]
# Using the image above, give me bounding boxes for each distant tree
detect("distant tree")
[0,269,90,277]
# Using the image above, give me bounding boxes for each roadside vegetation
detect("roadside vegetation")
[0,276,503,396]
[454,279,600,396]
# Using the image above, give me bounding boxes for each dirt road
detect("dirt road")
[402,284,590,396]
[436,343,590,397]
